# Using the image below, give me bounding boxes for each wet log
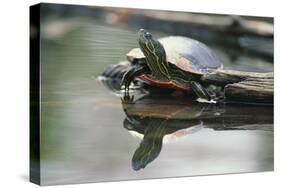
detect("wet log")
[201,70,274,103]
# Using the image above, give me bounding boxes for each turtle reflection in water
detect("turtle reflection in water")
[121,95,273,170]
[122,96,206,170]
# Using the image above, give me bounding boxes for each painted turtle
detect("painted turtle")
[122,29,222,101]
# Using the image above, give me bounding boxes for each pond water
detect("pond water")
[39,17,273,185]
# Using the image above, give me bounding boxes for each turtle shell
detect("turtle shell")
[126,36,221,75]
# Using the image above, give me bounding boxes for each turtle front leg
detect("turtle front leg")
[121,64,150,91]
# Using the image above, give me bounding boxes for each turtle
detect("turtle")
[121,29,222,101]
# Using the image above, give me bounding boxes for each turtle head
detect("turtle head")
[138,29,169,80]
[138,29,153,43]
[138,29,166,60]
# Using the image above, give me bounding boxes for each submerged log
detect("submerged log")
[201,70,274,103]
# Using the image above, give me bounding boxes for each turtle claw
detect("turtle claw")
[122,91,134,103]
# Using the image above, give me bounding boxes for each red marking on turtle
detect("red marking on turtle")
[137,75,189,91]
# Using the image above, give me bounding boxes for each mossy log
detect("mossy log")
[201,70,274,103]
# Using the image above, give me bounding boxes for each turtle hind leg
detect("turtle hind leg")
[168,65,211,100]
[189,81,212,101]
[172,78,211,101]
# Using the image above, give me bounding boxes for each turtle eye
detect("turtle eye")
[145,32,152,39]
